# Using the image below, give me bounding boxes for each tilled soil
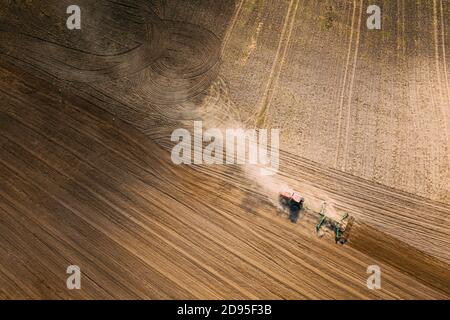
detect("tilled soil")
[0,0,449,299]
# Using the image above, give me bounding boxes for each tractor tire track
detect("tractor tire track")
[440,0,450,108]
[334,0,357,169]
[432,0,449,143]
[221,0,245,57]
[341,0,363,170]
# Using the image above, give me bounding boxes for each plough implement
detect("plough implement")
[279,191,354,244]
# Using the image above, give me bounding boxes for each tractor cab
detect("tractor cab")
[279,191,305,211]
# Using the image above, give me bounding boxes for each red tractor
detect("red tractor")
[279,191,305,222]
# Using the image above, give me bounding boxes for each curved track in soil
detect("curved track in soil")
[0,1,220,104]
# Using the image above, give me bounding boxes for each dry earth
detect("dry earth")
[0,0,449,299]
